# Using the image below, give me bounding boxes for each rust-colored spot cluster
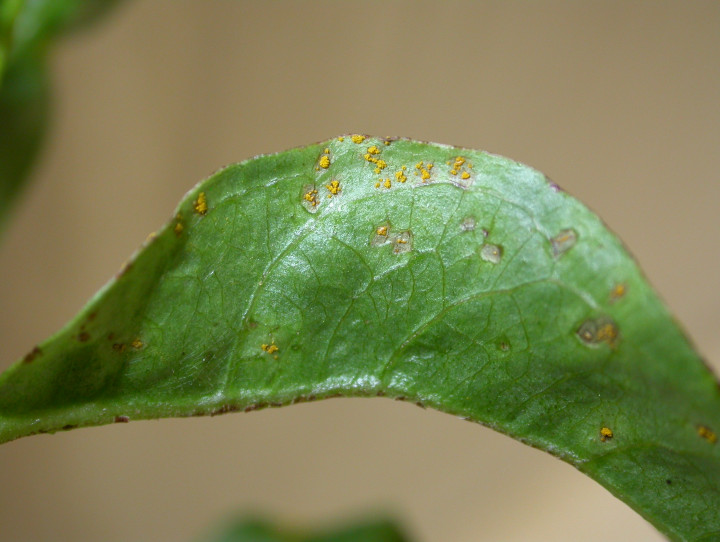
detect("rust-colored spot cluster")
[194,192,208,215]
[698,424,718,444]
[326,180,341,197]
[394,167,408,183]
[371,223,413,254]
[414,161,433,182]
[363,143,391,190]
[448,156,473,184]
[304,187,319,207]
[317,147,332,170]
[301,181,324,214]
[600,426,614,442]
[261,341,279,359]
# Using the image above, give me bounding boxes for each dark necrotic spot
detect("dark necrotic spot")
[23,346,42,364]
[210,405,239,416]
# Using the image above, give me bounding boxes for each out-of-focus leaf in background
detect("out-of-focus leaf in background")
[0,0,119,230]
[198,517,409,542]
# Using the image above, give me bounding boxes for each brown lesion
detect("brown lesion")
[22,346,42,364]
[391,230,413,254]
[117,261,134,278]
[577,316,620,348]
[209,405,239,416]
[551,228,577,258]
[370,223,413,254]
[460,217,476,232]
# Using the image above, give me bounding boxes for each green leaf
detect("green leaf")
[1,137,718,541]
[0,48,49,229]
[0,0,120,230]
[198,517,409,542]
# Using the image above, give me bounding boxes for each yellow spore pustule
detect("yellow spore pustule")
[698,425,718,444]
[194,192,208,215]
[303,188,319,208]
[326,180,341,197]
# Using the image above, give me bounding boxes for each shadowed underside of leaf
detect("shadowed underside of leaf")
[0,137,718,541]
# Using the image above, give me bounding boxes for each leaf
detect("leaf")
[0,0,120,230]
[0,136,719,541]
[0,3,49,229]
[198,517,409,542]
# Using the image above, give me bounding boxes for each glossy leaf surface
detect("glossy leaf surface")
[0,137,718,541]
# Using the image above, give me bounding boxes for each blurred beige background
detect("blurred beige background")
[1,2,719,541]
